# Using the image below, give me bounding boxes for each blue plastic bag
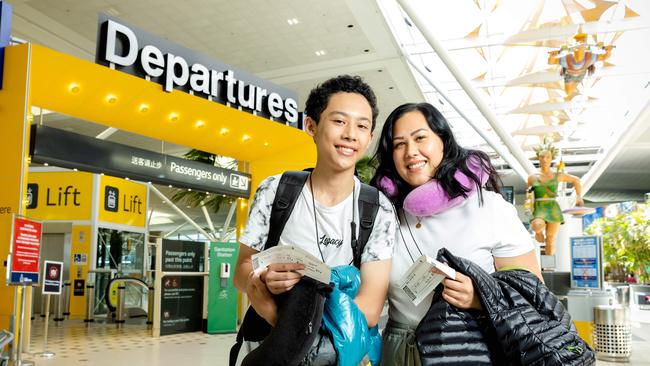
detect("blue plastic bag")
[322,265,382,366]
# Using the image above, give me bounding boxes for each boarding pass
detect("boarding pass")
[398,255,456,306]
[251,244,331,284]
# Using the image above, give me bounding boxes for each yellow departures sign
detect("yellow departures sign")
[98,175,147,227]
[26,172,93,221]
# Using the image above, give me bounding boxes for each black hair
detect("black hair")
[304,75,379,131]
[370,102,502,207]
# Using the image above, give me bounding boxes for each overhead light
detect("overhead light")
[105,94,118,104]
[195,120,205,128]
[287,18,299,25]
[68,83,81,94]
[168,113,179,122]
[219,128,229,135]
[315,50,326,56]
[242,134,251,142]
[139,104,150,113]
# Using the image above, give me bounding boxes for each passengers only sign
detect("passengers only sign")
[31,125,251,197]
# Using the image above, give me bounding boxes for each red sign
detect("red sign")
[9,216,43,284]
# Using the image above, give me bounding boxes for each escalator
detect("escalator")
[103,277,151,324]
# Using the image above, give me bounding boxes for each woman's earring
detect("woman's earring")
[378,176,398,198]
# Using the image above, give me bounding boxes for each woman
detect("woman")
[371,103,542,365]
[527,143,583,255]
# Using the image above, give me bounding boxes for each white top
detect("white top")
[240,174,396,266]
[388,190,535,327]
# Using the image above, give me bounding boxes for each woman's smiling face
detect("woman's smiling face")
[392,111,444,187]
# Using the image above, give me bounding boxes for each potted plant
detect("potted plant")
[355,156,377,184]
[584,201,650,284]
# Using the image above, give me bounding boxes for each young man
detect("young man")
[234,75,396,362]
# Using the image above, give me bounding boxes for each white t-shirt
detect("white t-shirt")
[240,174,396,266]
[388,190,535,327]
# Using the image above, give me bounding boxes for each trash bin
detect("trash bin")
[567,289,614,347]
[593,305,631,362]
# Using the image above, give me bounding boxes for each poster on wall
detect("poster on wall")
[73,279,85,296]
[160,276,204,336]
[570,235,603,290]
[8,216,43,284]
[159,240,205,336]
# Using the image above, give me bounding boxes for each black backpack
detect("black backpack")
[229,170,380,365]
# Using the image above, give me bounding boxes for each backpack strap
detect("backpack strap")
[266,171,310,249]
[353,183,380,269]
[230,171,309,366]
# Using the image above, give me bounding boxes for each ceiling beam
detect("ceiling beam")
[581,99,650,194]
[397,0,536,179]
[149,184,213,241]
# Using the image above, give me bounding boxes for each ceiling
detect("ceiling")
[11,0,650,236]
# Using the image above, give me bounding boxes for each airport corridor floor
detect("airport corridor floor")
[16,313,650,365]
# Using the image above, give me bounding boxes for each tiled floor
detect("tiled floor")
[11,311,650,365]
[22,319,234,365]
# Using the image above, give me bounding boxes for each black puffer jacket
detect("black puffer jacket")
[416,248,595,366]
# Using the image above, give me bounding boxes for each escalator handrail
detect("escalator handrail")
[104,277,150,312]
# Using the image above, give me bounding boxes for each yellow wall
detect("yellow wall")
[0,44,32,331]
[29,44,314,164]
[68,225,92,318]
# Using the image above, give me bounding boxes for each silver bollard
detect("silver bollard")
[84,283,95,323]
[53,293,64,322]
[116,285,126,324]
[147,285,154,326]
[40,293,46,318]
[63,281,71,317]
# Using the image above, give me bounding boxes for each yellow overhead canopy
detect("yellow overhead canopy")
[29,44,316,166]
